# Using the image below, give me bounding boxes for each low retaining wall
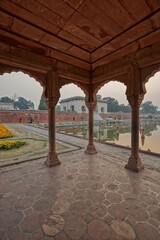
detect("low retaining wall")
[0,110,132,123]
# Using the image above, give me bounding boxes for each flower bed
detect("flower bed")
[0,124,13,139]
[0,140,25,150]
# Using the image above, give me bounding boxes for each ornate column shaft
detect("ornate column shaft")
[44,70,61,167]
[125,95,144,172]
[85,101,97,154]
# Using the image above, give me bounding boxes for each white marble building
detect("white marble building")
[59,95,108,114]
[0,102,14,110]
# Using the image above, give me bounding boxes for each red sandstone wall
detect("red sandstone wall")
[0,110,88,123]
[0,110,131,123]
[99,113,131,120]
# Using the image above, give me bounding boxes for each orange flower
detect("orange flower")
[0,124,13,139]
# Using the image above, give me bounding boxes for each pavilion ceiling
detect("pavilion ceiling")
[0,0,160,70]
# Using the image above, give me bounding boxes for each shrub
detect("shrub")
[0,140,25,150]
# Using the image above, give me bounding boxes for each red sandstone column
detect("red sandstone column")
[45,97,61,167]
[125,95,144,172]
[85,101,97,154]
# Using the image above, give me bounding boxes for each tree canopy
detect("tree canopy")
[0,96,13,103]
[140,101,158,114]
[0,96,34,109]
[103,97,131,113]
[38,96,48,110]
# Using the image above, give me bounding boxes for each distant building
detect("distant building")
[59,95,108,114]
[0,102,14,110]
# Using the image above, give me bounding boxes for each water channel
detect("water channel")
[56,122,160,154]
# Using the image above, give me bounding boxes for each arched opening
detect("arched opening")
[94,81,131,143]
[0,71,53,165]
[81,105,86,112]
[57,83,88,138]
[140,71,160,154]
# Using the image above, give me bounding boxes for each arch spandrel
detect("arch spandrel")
[141,64,160,85]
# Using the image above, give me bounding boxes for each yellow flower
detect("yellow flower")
[0,140,25,150]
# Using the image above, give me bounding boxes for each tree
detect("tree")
[0,96,13,103]
[140,101,158,114]
[119,104,131,113]
[38,96,48,110]
[14,97,34,110]
[103,97,119,112]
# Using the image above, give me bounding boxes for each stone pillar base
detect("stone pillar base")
[125,155,144,172]
[44,153,61,167]
[85,144,98,155]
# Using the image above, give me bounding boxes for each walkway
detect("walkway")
[0,124,160,239]
[16,124,160,171]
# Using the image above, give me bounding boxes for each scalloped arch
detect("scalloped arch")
[59,79,88,96]
[142,66,160,85]
[0,66,46,88]
[94,79,127,96]
[0,66,47,102]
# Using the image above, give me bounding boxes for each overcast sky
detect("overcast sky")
[0,71,160,110]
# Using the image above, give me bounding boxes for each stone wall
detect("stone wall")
[0,110,88,123]
[0,110,131,123]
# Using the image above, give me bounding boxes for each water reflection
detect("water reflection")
[56,122,160,154]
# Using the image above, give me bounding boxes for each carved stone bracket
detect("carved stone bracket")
[127,94,144,108]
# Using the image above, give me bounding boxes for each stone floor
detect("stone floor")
[0,144,160,239]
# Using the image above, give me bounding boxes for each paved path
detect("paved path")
[16,124,160,172]
[0,132,160,239]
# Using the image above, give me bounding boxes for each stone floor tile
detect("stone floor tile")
[105,192,122,203]
[24,207,34,216]
[32,227,44,240]
[0,194,19,210]
[64,215,86,240]
[9,226,32,240]
[80,233,93,240]
[70,201,88,217]
[55,230,69,240]
[87,190,105,202]
[52,199,70,215]
[140,192,159,205]
[108,203,128,220]
[88,219,111,240]
[0,209,24,232]
[20,212,44,233]
[106,183,118,191]
[81,212,94,223]
[42,215,65,237]
[16,196,33,210]
[27,186,42,197]
[128,205,149,221]
[135,222,160,240]
[41,236,55,240]
[89,202,108,218]
[147,205,160,222]
[41,187,57,201]
[111,220,136,240]
[33,198,51,212]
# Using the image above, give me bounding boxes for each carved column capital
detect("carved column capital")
[127,94,144,108]
[46,97,59,108]
[85,100,97,110]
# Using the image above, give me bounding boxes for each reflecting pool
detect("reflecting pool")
[56,122,160,154]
